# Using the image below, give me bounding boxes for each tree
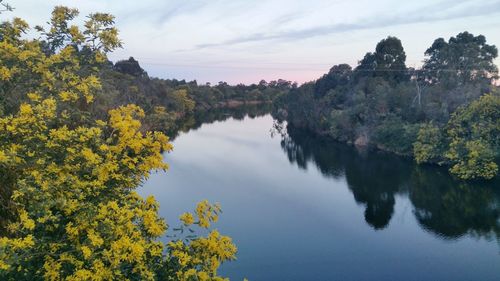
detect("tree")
[114,57,147,77]
[445,93,499,180]
[373,116,420,155]
[0,7,237,280]
[314,64,352,97]
[413,122,447,164]
[355,36,409,83]
[423,32,498,88]
[0,6,121,116]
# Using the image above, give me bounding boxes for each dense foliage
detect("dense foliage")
[0,6,239,280]
[276,33,499,180]
[96,64,292,133]
[0,7,290,134]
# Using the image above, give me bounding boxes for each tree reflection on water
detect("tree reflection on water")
[278,122,500,242]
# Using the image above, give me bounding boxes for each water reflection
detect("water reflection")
[410,170,500,240]
[280,123,500,240]
[168,104,273,140]
[144,112,499,280]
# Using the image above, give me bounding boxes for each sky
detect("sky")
[4,0,500,84]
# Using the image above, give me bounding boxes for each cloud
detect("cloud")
[193,0,500,49]
[154,0,210,25]
[118,0,210,25]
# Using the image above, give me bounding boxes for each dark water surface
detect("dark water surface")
[141,112,500,281]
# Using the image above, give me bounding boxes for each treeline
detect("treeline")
[275,33,499,180]
[95,57,291,132]
[1,53,291,134]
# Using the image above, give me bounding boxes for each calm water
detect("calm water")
[141,112,500,281]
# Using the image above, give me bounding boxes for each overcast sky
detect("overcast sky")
[4,0,500,84]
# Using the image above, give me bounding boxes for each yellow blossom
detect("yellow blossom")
[179,212,194,226]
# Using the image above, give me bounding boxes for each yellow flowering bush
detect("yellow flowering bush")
[159,201,237,281]
[0,6,237,280]
[445,93,500,180]
[0,6,119,116]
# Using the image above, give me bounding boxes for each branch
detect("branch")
[0,0,13,13]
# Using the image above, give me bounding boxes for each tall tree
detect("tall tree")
[423,32,498,88]
[314,64,352,97]
[356,36,409,83]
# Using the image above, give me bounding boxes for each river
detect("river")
[141,110,500,281]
